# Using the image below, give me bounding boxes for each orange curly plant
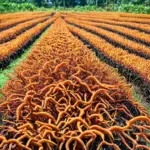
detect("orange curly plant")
[0,18,149,150]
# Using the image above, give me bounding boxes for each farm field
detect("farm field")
[0,11,150,150]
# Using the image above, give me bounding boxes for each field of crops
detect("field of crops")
[0,11,150,150]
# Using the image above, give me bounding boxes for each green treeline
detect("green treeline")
[0,0,150,13]
[1,0,150,7]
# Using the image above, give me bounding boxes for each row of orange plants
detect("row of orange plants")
[70,17,150,44]
[0,18,149,150]
[0,14,59,61]
[119,13,150,19]
[65,17,150,58]
[63,12,150,24]
[92,15,150,24]
[0,12,53,31]
[71,12,120,18]
[0,16,49,43]
[0,12,46,22]
[0,11,46,19]
[68,24,150,84]
[88,20,150,44]
[86,12,150,19]
[62,13,150,33]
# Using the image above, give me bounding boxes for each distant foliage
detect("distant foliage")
[52,5,104,12]
[0,2,38,13]
[115,4,150,14]
[0,1,150,14]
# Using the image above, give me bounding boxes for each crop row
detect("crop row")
[0,12,53,31]
[66,16,150,45]
[68,24,150,86]
[119,13,150,19]
[88,18,150,33]
[0,12,47,21]
[65,17,150,59]
[84,12,150,19]
[0,12,46,23]
[63,12,150,24]
[89,21,150,45]
[0,16,49,44]
[0,14,59,65]
[0,18,149,150]
[62,13,150,33]
[93,16,150,24]
[71,12,119,18]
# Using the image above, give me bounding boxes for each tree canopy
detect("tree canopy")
[1,0,150,7]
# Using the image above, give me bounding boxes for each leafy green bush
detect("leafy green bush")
[111,4,150,14]
[50,5,105,12]
[0,2,150,14]
[0,2,38,13]
[73,5,104,12]
[52,4,150,14]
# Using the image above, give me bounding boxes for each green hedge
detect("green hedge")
[0,2,38,13]
[114,4,150,14]
[0,2,150,14]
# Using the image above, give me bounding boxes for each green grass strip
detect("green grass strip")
[132,86,150,115]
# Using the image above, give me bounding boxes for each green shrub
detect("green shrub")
[0,2,38,13]
[0,2,150,14]
[114,4,150,14]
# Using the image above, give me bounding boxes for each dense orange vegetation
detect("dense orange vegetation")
[0,14,59,61]
[0,12,53,31]
[0,12,48,22]
[67,25,150,85]
[62,13,150,33]
[0,16,49,43]
[65,17,150,57]
[0,12,149,150]
[63,12,150,23]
